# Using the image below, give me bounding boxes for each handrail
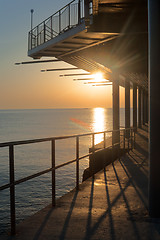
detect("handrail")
[33,0,76,30]
[0,128,132,147]
[28,0,91,51]
[0,127,135,235]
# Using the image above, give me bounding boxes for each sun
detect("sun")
[93,72,103,82]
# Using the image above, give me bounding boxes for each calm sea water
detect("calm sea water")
[0,108,132,234]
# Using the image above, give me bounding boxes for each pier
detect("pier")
[2,124,160,240]
[1,0,160,237]
[27,0,160,220]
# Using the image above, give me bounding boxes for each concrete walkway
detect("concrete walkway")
[2,125,160,240]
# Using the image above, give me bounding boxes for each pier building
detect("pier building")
[1,0,160,237]
[28,0,160,220]
[28,0,153,214]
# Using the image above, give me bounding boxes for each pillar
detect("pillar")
[138,87,142,128]
[125,80,130,138]
[78,0,81,24]
[142,89,146,125]
[133,83,137,131]
[112,79,120,145]
[148,0,160,217]
[145,91,148,123]
[84,0,90,20]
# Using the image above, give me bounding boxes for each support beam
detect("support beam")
[112,79,120,145]
[146,92,149,123]
[60,73,90,77]
[148,0,160,217]
[15,59,61,65]
[125,80,130,138]
[138,87,142,128]
[84,81,111,84]
[84,0,90,24]
[41,68,79,72]
[92,84,112,86]
[73,78,97,81]
[133,83,137,131]
[142,89,146,125]
[145,91,148,124]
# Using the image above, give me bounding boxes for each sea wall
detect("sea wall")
[82,147,128,181]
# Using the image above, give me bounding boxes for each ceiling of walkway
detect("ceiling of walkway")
[28,0,148,90]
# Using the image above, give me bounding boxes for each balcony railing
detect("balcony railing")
[28,0,93,51]
[0,127,135,235]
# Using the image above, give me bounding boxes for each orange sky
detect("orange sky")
[0,0,131,110]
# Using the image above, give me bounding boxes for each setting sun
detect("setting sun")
[93,72,103,82]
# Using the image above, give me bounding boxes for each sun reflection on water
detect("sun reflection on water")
[92,108,105,145]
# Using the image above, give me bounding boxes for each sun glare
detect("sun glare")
[93,108,105,144]
[93,72,103,82]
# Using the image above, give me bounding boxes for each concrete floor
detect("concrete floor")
[2,124,160,240]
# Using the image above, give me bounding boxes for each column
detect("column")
[78,0,81,24]
[145,91,148,123]
[84,0,90,19]
[138,87,142,128]
[142,89,146,125]
[112,79,120,145]
[148,0,160,217]
[125,80,130,138]
[133,83,137,131]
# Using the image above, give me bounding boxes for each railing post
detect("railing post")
[92,133,95,153]
[104,132,106,149]
[51,139,56,207]
[134,130,136,148]
[51,16,53,38]
[31,30,33,50]
[59,10,61,33]
[37,26,39,46]
[131,129,133,149]
[76,136,79,190]
[128,130,129,151]
[69,4,70,28]
[78,0,81,24]
[123,129,125,150]
[112,138,114,163]
[91,133,95,176]
[9,145,16,235]
[44,22,46,43]
[118,130,120,160]
[28,32,31,51]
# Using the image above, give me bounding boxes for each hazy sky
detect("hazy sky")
[0,0,127,109]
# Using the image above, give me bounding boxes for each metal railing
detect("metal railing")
[28,0,89,51]
[0,127,135,235]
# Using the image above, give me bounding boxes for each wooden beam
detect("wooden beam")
[15,59,61,65]
[59,73,90,77]
[41,68,79,72]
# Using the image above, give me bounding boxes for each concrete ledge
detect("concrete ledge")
[2,125,160,240]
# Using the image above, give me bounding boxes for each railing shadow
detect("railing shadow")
[104,168,116,240]
[112,162,141,240]
[82,168,138,239]
[136,131,148,142]
[140,124,148,133]
[84,170,117,240]
[83,147,149,239]
[119,156,148,209]
[33,207,54,240]
[128,151,148,176]
[59,190,78,240]
[134,142,148,159]
[84,177,94,240]
[32,190,78,240]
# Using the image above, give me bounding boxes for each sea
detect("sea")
[0,108,132,234]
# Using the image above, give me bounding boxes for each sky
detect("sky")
[0,0,127,109]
